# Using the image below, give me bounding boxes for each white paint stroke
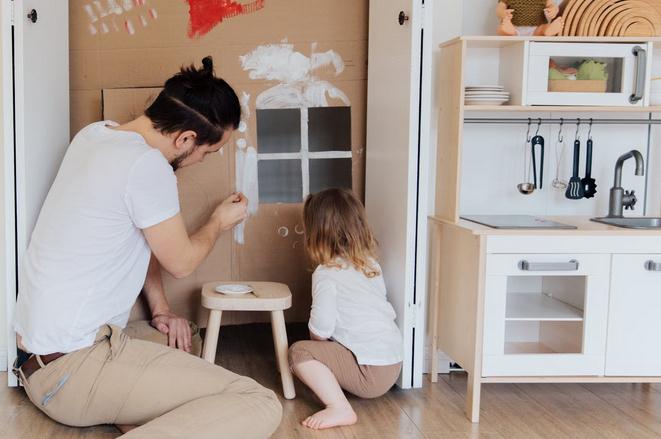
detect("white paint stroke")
[236,138,247,149]
[278,227,289,238]
[234,146,259,245]
[238,121,247,133]
[84,4,98,22]
[240,92,251,119]
[93,1,108,18]
[149,8,158,19]
[111,19,120,32]
[294,224,304,235]
[240,42,350,109]
[121,0,134,11]
[89,23,98,35]
[140,14,148,27]
[101,22,109,33]
[125,19,135,35]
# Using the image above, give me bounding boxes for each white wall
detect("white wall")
[0,2,7,370]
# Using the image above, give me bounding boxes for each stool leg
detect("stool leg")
[270,310,296,399]
[203,310,222,364]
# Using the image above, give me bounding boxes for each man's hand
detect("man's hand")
[151,311,192,352]
[213,192,249,231]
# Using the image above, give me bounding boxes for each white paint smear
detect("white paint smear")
[294,224,304,235]
[121,0,134,11]
[233,146,259,245]
[278,227,289,238]
[238,121,248,133]
[140,14,148,27]
[236,138,247,149]
[89,23,98,35]
[241,42,350,109]
[107,0,123,15]
[101,22,109,33]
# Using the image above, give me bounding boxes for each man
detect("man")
[12,57,282,438]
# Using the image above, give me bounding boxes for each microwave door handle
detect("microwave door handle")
[629,46,647,104]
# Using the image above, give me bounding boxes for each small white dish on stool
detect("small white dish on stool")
[215,284,253,295]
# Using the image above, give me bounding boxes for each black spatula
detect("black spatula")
[565,139,584,200]
[581,138,597,198]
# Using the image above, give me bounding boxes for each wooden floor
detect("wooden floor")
[1,323,661,438]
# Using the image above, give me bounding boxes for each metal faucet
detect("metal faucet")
[608,150,645,217]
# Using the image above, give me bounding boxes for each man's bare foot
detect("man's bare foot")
[301,405,357,430]
[544,16,564,36]
[497,18,518,36]
[116,424,138,434]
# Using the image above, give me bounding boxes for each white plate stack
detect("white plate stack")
[464,85,510,106]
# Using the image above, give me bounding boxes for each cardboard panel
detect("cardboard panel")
[79,0,368,326]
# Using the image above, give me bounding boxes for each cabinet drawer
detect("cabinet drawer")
[483,253,611,377]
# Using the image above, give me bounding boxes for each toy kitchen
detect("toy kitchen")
[428,35,661,423]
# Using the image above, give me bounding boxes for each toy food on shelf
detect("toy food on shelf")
[548,59,608,93]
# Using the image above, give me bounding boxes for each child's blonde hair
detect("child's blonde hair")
[303,188,380,278]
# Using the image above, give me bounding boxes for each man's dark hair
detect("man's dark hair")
[145,56,240,146]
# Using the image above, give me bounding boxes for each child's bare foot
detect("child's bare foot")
[544,16,564,36]
[497,18,518,36]
[301,404,357,430]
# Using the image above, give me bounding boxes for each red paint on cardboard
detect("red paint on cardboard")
[186,0,265,38]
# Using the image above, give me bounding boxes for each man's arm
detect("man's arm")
[144,192,247,279]
[142,253,192,352]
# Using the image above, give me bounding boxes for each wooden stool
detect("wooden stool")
[201,281,296,399]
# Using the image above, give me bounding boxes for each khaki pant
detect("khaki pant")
[288,340,402,399]
[17,323,282,438]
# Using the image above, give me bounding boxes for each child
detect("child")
[288,188,403,430]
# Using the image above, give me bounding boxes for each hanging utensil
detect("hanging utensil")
[565,120,585,200]
[581,120,597,198]
[552,118,568,190]
[517,119,535,195]
[530,119,545,189]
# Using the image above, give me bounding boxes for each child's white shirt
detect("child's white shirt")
[308,260,403,366]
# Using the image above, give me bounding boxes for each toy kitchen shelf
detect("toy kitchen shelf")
[429,35,661,424]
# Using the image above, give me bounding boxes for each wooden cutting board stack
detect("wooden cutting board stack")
[560,0,661,36]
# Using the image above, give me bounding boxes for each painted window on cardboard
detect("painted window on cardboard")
[256,107,352,203]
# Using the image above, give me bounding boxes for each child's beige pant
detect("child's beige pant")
[288,340,402,399]
[17,324,282,438]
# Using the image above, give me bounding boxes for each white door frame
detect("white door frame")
[2,0,18,385]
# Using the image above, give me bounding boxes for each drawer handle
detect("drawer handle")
[644,260,661,272]
[518,260,579,272]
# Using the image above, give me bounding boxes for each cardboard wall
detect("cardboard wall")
[70,0,368,326]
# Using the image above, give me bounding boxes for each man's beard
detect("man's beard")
[170,148,195,171]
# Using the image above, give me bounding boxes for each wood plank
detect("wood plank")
[515,382,661,438]
[435,39,465,222]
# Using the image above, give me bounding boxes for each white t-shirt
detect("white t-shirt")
[308,260,403,366]
[13,121,180,354]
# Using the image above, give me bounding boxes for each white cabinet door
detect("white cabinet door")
[365,0,426,388]
[4,0,69,384]
[606,254,661,376]
[483,253,611,377]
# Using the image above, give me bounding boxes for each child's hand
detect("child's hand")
[544,5,559,21]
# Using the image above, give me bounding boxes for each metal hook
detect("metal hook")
[588,118,593,140]
[526,118,532,142]
[575,118,581,141]
[557,118,564,143]
[534,117,542,136]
